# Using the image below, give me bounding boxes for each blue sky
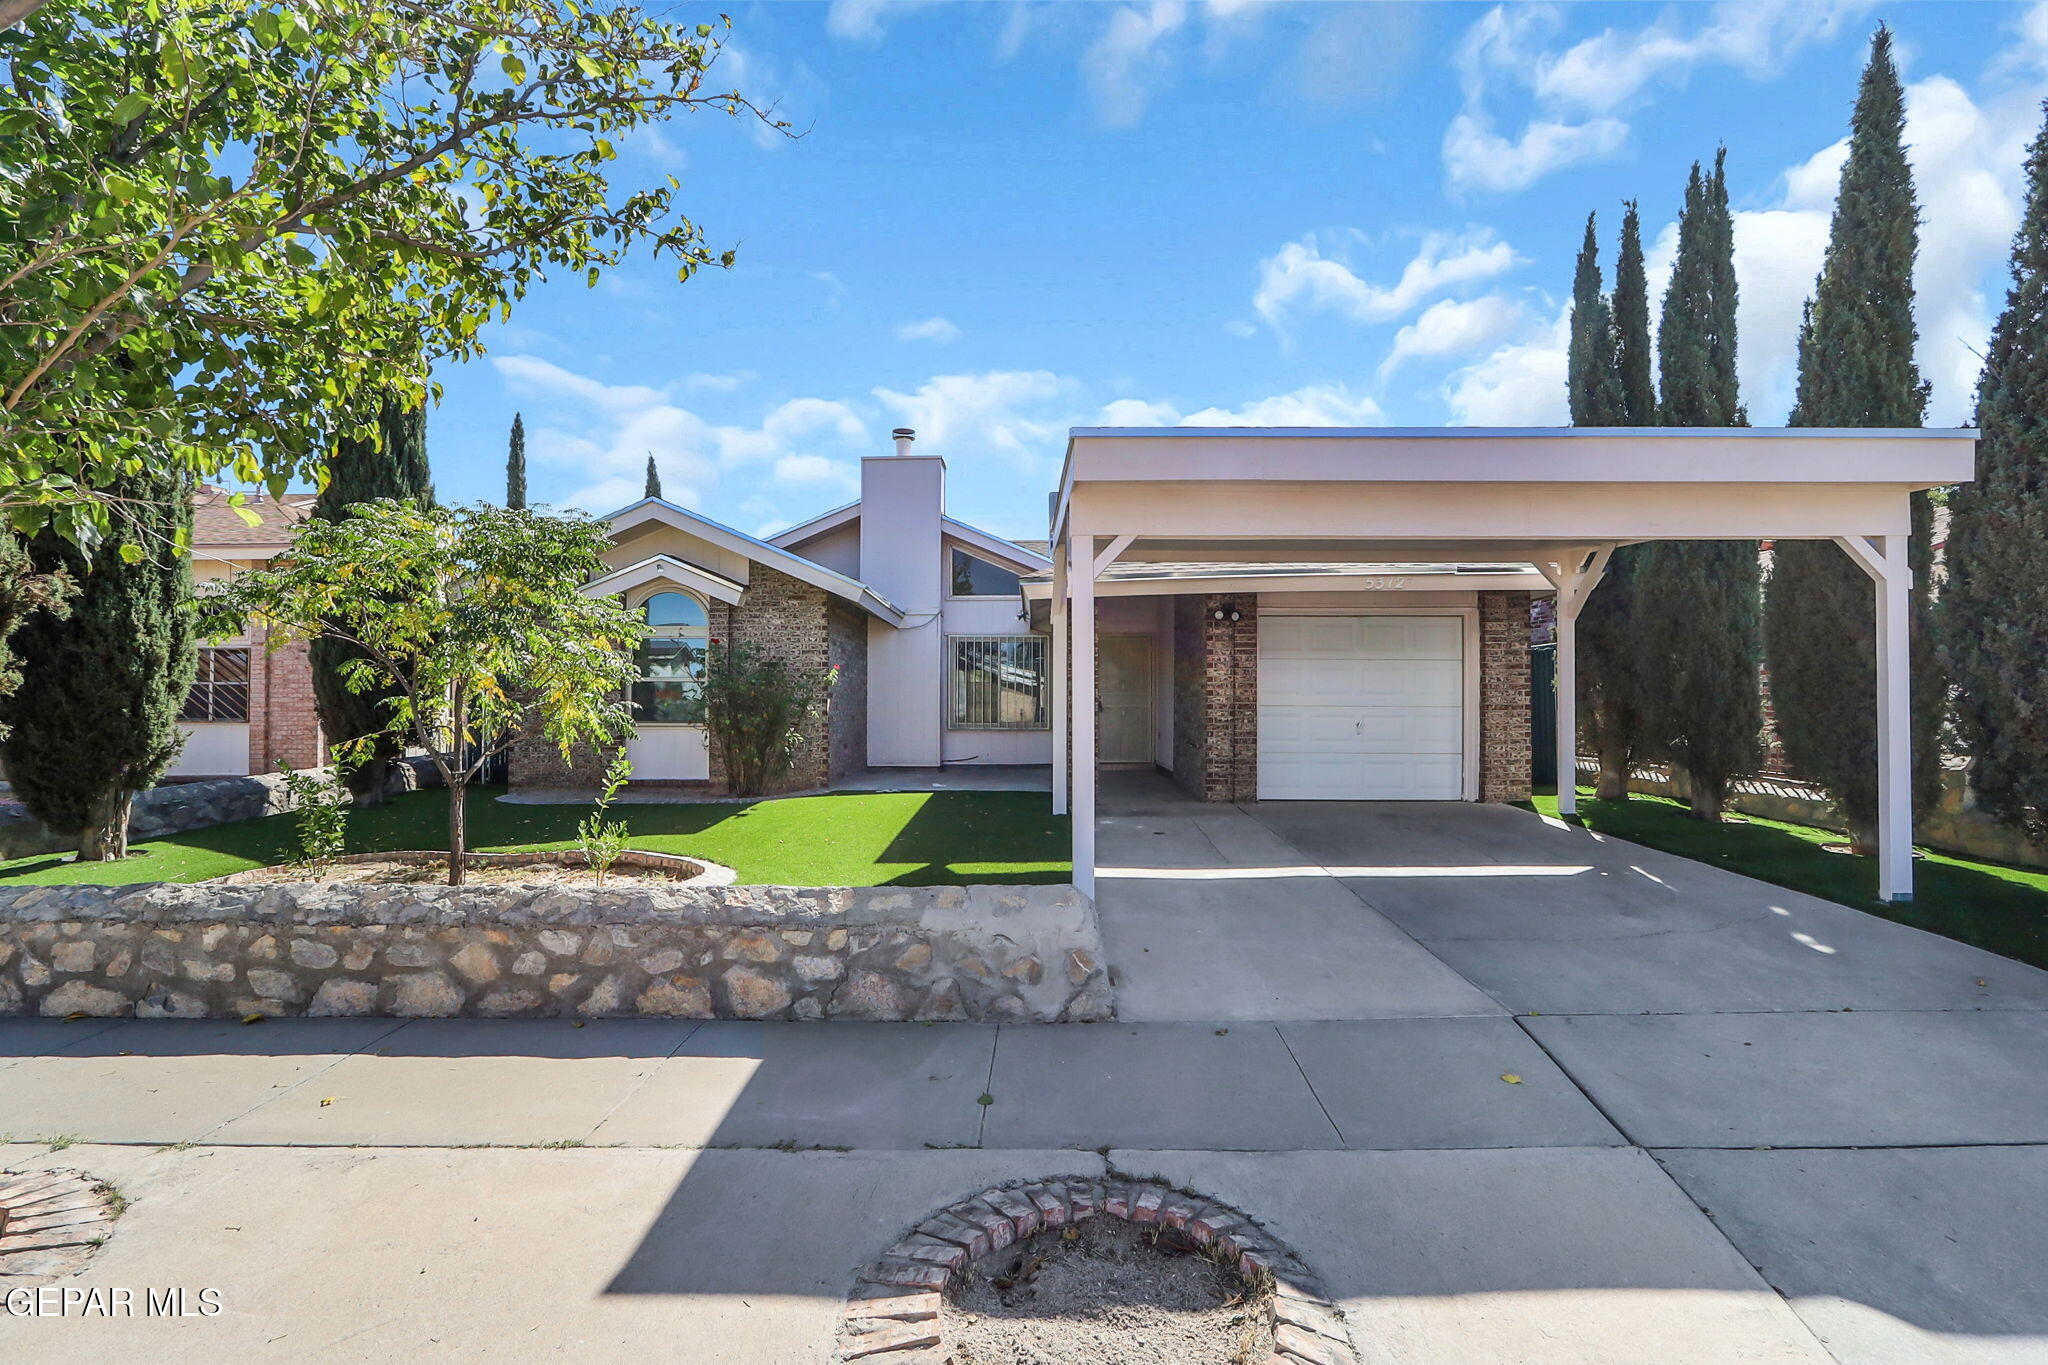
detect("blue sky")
[429,1,2048,540]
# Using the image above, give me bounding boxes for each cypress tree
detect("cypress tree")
[1944,100,2048,832]
[0,464,196,860]
[506,412,527,510]
[1571,206,1655,800]
[311,391,435,804]
[1612,201,1657,425]
[1638,150,1763,818]
[0,536,70,743]
[644,453,663,500]
[1568,214,1624,425]
[1764,25,1936,851]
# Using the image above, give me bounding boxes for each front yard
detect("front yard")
[0,789,1072,888]
[1530,788,2048,971]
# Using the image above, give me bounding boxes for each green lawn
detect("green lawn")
[1527,787,2048,971]
[0,788,1072,888]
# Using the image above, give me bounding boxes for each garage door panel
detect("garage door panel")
[1258,613,1467,801]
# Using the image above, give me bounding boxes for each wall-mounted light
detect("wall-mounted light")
[1211,600,1243,624]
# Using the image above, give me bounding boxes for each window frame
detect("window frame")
[179,646,251,723]
[631,589,710,727]
[947,547,1026,601]
[947,633,1051,732]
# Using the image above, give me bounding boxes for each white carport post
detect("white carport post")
[1537,546,1613,818]
[1070,535,1097,899]
[1836,533,1915,903]
[1050,542,1069,817]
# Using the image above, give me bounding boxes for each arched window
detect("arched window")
[633,591,709,724]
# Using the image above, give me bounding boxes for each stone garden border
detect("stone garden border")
[0,881,1111,1023]
[0,1168,119,1286]
[205,848,738,887]
[836,1176,1361,1365]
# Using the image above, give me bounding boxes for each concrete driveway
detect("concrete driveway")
[2,783,2045,1363]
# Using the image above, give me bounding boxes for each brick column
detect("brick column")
[1200,594,1258,802]
[1478,591,1532,802]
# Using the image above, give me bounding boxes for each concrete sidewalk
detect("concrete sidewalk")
[6,794,2048,1362]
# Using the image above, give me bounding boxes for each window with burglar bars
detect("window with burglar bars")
[949,635,1049,730]
[180,646,251,722]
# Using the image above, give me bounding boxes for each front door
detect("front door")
[1099,636,1155,766]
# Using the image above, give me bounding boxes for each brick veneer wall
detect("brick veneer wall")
[1478,591,1532,802]
[826,602,867,782]
[248,625,323,773]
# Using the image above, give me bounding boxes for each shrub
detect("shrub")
[701,640,834,797]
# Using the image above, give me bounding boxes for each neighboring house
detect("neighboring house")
[509,428,1052,795]
[174,487,325,780]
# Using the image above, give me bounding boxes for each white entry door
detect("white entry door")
[1258,615,1465,800]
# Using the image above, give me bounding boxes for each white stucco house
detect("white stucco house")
[513,422,1972,906]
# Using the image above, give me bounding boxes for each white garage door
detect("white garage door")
[1258,614,1465,800]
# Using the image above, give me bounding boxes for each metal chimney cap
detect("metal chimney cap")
[891,428,916,439]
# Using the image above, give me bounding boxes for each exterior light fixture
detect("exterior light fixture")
[1211,602,1243,623]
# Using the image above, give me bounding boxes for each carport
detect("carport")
[1039,426,1975,904]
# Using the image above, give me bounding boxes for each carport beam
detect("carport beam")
[1541,548,1611,818]
[1050,542,1069,817]
[1071,535,1097,899]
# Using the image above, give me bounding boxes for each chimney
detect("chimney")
[862,426,944,766]
[892,427,916,457]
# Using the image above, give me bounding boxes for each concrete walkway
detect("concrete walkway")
[4,787,2047,1362]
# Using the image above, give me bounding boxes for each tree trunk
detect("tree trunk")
[1592,729,1631,802]
[75,787,132,861]
[447,775,467,886]
[1845,811,1880,858]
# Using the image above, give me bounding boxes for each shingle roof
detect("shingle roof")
[192,486,317,548]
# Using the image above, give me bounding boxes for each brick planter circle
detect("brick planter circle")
[0,1168,120,1285]
[205,848,737,887]
[837,1176,1361,1364]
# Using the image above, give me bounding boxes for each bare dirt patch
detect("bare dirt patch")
[942,1216,1274,1365]
[225,858,687,886]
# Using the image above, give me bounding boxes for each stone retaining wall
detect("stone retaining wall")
[0,757,442,861]
[0,881,1110,1024]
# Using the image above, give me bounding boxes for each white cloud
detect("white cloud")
[684,371,754,392]
[1441,111,1628,194]
[1443,2,1864,195]
[895,316,963,344]
[1112,383,1386,428]
[1083,1,1188,128]
[873,370,1079,466]
[1378,294,1531,379]
[825,0,939,42]
[1253,230,1520,331]
[1443,308,1570,426]
[493,356,870,513]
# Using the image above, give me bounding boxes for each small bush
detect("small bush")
[701,640,834,797]
[280,750,357,868]
[576,752,633,884]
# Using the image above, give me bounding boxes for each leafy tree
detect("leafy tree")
[506,413,528,511]
[1638,150,1762,819]
[0,1,779,532]
[701,639,833,797]
[1765,25,1936,852]
[206,501,642,884]
[0,466,195,859]
[644,453,663,500]
[310,390,435,805]
[1569,207,1655,799]
[1944,101,2048,835]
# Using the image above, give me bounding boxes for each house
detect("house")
[508,428,1053,793]
[172,487,325,780]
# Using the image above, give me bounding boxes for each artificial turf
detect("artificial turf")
[1527,787,2048,971]
[0,787,1072,888]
